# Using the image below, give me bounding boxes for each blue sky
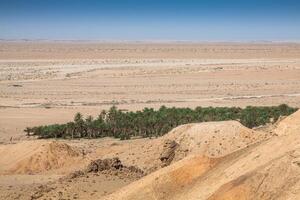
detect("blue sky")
[1,0,300,41]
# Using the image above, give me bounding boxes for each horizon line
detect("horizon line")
[1,39,300,44]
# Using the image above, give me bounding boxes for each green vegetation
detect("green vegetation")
[25,104,298,140]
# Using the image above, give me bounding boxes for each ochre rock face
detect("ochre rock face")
[274,110,300,136]
[2,110,300,200]
[104,155,220,200]
[105,111,300,200]
[160,139,178,167]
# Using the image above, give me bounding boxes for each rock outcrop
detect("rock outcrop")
[84,157,144,179]
[160,139,178,167]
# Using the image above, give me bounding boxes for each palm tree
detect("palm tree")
[24,127,32,136]
[24,105,298,140]
[74,112,85,137]
[66,122,75,139]
[85,115,93,138]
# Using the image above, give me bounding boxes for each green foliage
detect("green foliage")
[25,104,298,139]
[240,104,297,128]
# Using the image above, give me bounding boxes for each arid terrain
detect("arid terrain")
[1,42,300,199]
[1,109,300,200]
[1,42,300,142]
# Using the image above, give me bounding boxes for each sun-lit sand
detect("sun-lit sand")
[1,42,300,199]
[1,42,300,142]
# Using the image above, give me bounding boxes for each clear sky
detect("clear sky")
[1,0,300,41]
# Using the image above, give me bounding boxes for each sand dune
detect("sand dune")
[95,121,270,174]
[0,120,272,199]
[162,121,270,158]
[1,41,300,199]
[0,110,299,199]
[0,141,83,175]
[103,155,219,200]
[104,110,300,200]
[273,109,300,136]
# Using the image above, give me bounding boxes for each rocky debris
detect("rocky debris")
[65,157,144,181]
[66,170,85,179]
[86,157,123,173]
[127,165,144,175]
[86,157,144,179]
[160,139,179,167]
[31,185,56,200]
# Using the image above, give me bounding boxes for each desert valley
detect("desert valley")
[1,42,300,200]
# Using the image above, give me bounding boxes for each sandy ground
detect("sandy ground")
[104,110,300,200]
[1,42,300,199]
[1,42,300,142]
[0,120,273,200]
[0,110,299,200]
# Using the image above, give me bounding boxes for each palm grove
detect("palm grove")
[25,104,297,140]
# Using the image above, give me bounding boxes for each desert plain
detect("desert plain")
[1,42,300,200]
[1,42,300,142]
